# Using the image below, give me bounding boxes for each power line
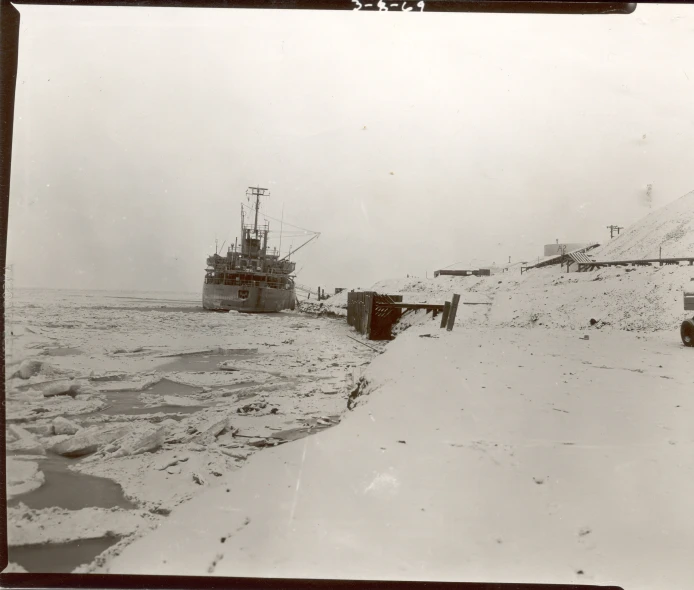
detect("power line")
[240,202,316,234]
[242,204,318,234]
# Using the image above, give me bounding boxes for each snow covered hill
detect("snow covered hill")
[592,190,694,261]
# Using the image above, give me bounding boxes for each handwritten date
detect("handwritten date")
[353,0,425,11]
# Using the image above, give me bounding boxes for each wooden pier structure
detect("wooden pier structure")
[347,289,493,340]
[575,257,694,272]
[521,243,600,274]
[346,291,403,340]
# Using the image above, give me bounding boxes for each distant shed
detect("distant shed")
[544,243,592,257]
[434,269,491,278]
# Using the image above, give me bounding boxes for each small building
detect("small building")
[433,269,491,278]
[543,242,592,257]
[334,288,345,295]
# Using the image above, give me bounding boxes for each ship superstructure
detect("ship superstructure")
[202,186,317,312]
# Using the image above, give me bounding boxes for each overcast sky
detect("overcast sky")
[6,3,694,293]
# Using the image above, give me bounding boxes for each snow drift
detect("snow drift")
[104,327,694,589]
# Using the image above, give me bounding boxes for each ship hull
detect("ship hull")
[202,283,296,313]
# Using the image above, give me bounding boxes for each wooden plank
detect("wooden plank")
[365,292,374,339]
[380,302,489,310]
[346,291,354,326]
[379,303,445,312]
[440,301,450,328]
[446,294,460,331]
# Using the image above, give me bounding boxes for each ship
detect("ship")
[202,186,319,313]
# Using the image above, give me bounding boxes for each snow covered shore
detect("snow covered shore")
[307,263,693,334]
[104,323,693,588]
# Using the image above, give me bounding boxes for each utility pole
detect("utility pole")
[607,225,623,239]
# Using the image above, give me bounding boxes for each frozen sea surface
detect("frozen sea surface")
[5,287,377,573]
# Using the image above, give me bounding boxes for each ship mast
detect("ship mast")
[246,186,269,236]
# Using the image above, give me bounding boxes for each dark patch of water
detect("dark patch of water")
[8,454,135,511]
[96,379,208,416]
[144,378,202,396]
[44,347,82,357]
[9,536,122,573]
[158,351,260,372]
[90,373,130,383]
[106,404,207,417]
[159,352,260,372]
